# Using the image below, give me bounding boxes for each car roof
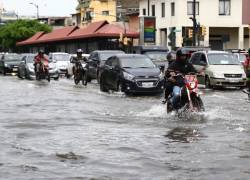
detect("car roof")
[92,50,125,54]
[115,54,147,59]
[194,50,231,55]
[50,52,69,55]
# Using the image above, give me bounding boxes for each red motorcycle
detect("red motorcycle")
[167,74,204,113]
[36,60,50,82]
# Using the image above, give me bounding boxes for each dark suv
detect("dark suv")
[99,54,165,94]
[87,50,125,82]
[0,53,22,75]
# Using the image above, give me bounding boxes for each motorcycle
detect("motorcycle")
[167,73,204,113]
[73,61,88,86]
[35,60,50,82]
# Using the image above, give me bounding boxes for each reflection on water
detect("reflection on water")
[165,127,204,143]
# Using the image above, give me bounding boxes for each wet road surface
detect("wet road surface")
[0,76,250,180]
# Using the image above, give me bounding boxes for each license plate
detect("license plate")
[12,68,18,72]
[227,78,240,82]
[142,82,154,88]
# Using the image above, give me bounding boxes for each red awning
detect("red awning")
[17,21,139,46]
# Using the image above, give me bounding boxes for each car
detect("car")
[49,52,71,75]
[133,46,169,71]
[0,53,22,75]
[87,50,125,82]
[99,54,165,94]
[18,54,59,80]
[66,53,90,78]
[189,51,246,89]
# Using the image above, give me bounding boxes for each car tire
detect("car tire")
[65,70,71,79]
[100,76,108,92]
[54,76,59,81]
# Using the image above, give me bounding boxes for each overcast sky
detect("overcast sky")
[1,0,78,17]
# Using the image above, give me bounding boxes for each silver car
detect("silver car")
[49,52,71,75]
[190,51,246,88]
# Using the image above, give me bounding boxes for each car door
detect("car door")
[109,58,121,90]
[18,56,26,76]
[197,53,208,85]
[190,52,206,84]
[0,56,4,73]
[102,58,113,88]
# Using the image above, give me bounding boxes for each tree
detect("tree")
[0,19,52,52]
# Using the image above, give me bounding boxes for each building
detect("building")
[17,20,139,54]
[75,0,116,27]
[139,0,250,50]
[38,16,73,29]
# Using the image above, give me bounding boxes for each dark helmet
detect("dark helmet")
[176,48,188,62]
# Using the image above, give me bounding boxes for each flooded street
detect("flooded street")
[0,76,250,180]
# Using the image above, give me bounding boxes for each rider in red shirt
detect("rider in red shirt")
[34,50,48,73]
[244,48,250,92]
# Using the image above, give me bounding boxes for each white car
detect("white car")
[49,52,71,75]
[190,51,246,89]
[66,54,89,78]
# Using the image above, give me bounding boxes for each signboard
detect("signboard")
[144,17,156,43]
[139,16,156,45]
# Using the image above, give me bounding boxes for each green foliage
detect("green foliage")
[0,19,52,51]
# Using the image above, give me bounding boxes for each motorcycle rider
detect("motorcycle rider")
[162,48,200,108]
[71,49,88,72]
[34,50,49,74]
[243,48,250,92]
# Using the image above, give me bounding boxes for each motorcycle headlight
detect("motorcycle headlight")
[123,71,135,81]
[4,63,8,67]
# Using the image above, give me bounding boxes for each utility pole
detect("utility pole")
[148,0,150,16]
[192,0,197,46]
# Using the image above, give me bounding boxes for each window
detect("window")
[102,11,109,16]
[171,2,175,16]
[152,5,155,16]
[161,3,165,17]
[190,53,201,65]
[143,8,146,15]
[187,1,199,15]
[219,0,230,15]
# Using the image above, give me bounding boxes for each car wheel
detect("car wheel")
[205,76,212,89]
[3,69,6,76]
[100,76,108,92]
[65,70,71,79]
[54,76,59,81]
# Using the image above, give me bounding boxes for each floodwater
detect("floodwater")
[0,76,249,180]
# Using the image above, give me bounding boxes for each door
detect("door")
[109,58,120,90]
[190,53,206,85]
[88,52,98,78]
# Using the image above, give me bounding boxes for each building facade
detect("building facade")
[139,0,250,50]
[76,0,116,26]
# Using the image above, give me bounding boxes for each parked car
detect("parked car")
[66,53,90,78]
[99,54,165,94]
[87,50,125,82]
[49,52,71,75]
[189,51,246,88]
[0,53,22,75]
[133,46,169,70]
[18,54,59,80]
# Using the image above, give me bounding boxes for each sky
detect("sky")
[1,0,78,17]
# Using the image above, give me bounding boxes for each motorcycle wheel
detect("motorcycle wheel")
[100,76,108,92]
[82,71,87,86]
[191,95,205,112]
[166,101,173,113]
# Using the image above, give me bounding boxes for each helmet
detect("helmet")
[176,48,188,63]
[77,49,83,54]
[38,50,44,54]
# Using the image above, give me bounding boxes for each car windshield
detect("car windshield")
[26,55,36,63]
[239,54,247,62]
[53,54,71,61]
[120,56,156,68]
[4,54,21,61]
[144,51,168,61]
[208,54,240,65]
[100,52,124,61]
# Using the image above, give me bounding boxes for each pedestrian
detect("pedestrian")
[243,48,250,92]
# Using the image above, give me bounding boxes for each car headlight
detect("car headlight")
[158,72,164,80]
[123,71,135,81]
[28,64,34,72]
[4,63,8,67]
[212,72,224,78]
